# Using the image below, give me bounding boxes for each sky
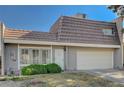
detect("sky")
[0,5,117,32]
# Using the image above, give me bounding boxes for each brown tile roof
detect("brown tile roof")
[4,28,57,41]
[4,16,120,45]
[51,16,120,45]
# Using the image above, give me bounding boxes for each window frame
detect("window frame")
[102,28,114,36]
[20,48,30,66]
[20,47,51,67]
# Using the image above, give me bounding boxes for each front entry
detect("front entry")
[55,49,64,70]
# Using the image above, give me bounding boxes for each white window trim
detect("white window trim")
[102,28,113,36]
[20,47,51,67]
[32,49,40,64]
[20,64,32,67]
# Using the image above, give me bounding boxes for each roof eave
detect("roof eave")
[4,38,120,48]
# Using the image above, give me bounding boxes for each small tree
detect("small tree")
[108,5,124,33]
[108,5,124,16]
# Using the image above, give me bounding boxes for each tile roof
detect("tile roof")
[4,28,57,42]
[4,16,120,45]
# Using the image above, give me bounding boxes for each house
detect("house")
[0,14,123,75]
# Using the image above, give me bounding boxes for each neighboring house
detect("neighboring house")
[0,14,123,75]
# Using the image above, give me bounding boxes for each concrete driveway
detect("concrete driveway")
[84,69,124,85]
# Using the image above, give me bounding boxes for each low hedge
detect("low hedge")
[46,63,62,73]
[21,63,62,75]
[21,64,47,75]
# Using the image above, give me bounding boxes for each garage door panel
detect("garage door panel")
[77,50,113,70]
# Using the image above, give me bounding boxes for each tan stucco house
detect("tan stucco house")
[0,14,123,75]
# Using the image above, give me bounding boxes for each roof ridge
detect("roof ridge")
[62,16,116,24]
[6,27,32,32]
[6,27,50,33]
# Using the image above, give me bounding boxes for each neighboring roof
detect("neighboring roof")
[4,16,120,45]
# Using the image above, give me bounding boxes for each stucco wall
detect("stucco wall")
[114,48,123,68]
[66,46,77,71]
[4,43,119,75]
[5,44,18,74]
[4,44,66,75]
[0,23,5,75]
[113,17,123,69]
[123,46,124,64]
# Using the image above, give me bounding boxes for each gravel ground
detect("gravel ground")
[0,72,123,87]
[0,81,22,87]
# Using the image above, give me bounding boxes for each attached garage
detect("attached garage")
[76,48,113,70]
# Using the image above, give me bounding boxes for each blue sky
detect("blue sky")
[0,5,117,32]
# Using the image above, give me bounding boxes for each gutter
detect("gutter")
[4,38,120,48]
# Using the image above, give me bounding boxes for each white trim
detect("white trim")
[1,23,5,75]
[19,47,51,66]
[4,39,120,48]
[20,46,51,49]
[17,44,20,70]
[20,64,31,67]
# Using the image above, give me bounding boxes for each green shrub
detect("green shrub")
[21,63,62,75]
[21,64,47,75]
[46,63,62,73]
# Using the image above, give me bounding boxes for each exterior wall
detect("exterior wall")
[66,46,77,71]
[4,44,18,75]
[113,17,123,69]
[3,43,120,75]
[123,46,124,63]
[114,48,123,68]
[0,24,2,56]
[4,44,53,75]
[0,23,5,75]
[4,44,65,75]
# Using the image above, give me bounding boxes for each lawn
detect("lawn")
[0,72,123,87]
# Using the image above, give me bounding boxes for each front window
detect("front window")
[102,29,114,36]
[42,50,51,64]
[32,49,40,64]
[20,49,30,65]
[20,48,51,66]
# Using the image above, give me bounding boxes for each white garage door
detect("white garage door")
[77,49,113,70]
